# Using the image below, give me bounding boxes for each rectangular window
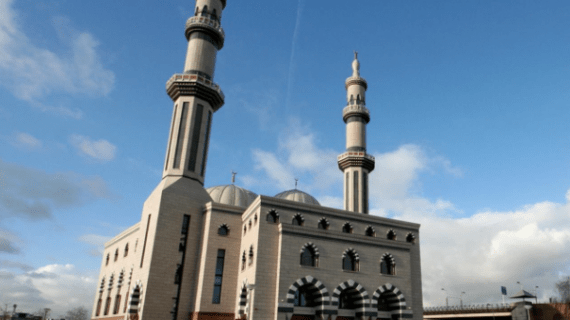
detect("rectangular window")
[363,172,368,213]
[140,214,151,268]
[345,172,349,210]
[165,104,178,170]
[181,214,190,235]
[353,171,359,212]
[200,110,213,176]
[212,249,225,304]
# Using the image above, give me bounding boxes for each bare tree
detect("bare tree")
[65,306,89,320]
[556,277,570,303]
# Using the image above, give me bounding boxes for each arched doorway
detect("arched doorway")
[332,280,369,320]
[280,276,330,320]
[372,283,410,320]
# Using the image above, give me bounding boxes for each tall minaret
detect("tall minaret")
[338,52,375,214]
[163,0,227,183]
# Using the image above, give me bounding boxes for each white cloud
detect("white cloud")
[0,158,116,220]
[12,132,42,150]
[69,134,117,162]
[0,264,96,316]
[0,0,114,118]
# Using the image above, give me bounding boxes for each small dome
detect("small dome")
[274,189,320,206]
[206,184,258,208]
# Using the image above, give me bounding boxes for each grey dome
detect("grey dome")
[206,184,258,208]
[274,189,320,206]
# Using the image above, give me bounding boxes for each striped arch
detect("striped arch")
[117,269,125,288]
[127,280,143,316]
[237,279,249,317]
[292,213,305,225]
[300,242,319,257]
[372,283,411,319]
[365,225,376,236]
[266,209,279,223]
[317,217,330,229]
[218,223,230,230]
[342,248,360,261]
[108,273,114,290]
[381,253,395,264]
[331,279,373,318]
[342,222,354,233]
[278,276,331,316]
[99,277,105,293]
[406,232,416,243]
[387,229,397,240]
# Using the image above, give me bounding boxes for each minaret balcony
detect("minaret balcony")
[337,152,375,171]
[343,104,370,123]
[166,74,225,111]
[345,76,368,90]
[185,16,225,48]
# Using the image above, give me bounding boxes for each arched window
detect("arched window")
[201,5,208,16]
[211,9,218,21]
[350,95,354,105]
[338,291,355,309]
[105,254,110,266]
[218,224,229,236]
[124,243,129,257]
[96,298,102,316]
[243,225,247,235]
[266,210,279,223]
[241,251,246,271]
[317,218,329,230]
[342,249,359,271]
[342,223,353,234]
[113,294,121,314]
[380,254,396,275]
[365,226,375,237]
[195,6,199,16]
[406,232,416,244]
[387,229,397,240]
[292,214,304,226]
[248,220,252,229]
[104,296,111,315]
[254,215,258,224]
[114,249,119,262]
[294,285,314,307]
[300,243,318,267]
[248,246,254,265]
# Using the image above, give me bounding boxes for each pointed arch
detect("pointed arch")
[372,283,410,319]
[201,5,208,16]
[365,225,376,237]
[300,242,319,267]
[331,279,372,318]
[387,229,397,240]
[278,276,330,316]
[99,277,106,293]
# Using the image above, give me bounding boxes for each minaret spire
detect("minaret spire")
[162,0,227,184]
[338,53,375,214]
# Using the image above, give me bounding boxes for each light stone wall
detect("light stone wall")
[194,202,243,314]
[92,223,141,319]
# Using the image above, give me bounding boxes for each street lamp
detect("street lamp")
[441,288,448,307]
[460,292,466,307]
[534,286,539,304]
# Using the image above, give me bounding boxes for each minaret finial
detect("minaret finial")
[295,178,298,190]
[352,51,360,77]
[231,171,237,184]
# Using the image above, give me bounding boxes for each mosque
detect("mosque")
[90,0,423,319]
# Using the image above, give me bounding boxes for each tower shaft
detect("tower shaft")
[163,0,226,184]
[338,53,375,214]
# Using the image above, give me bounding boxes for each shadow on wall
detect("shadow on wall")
[532,303,570,320]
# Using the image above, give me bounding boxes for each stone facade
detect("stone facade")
[90,0,423,319]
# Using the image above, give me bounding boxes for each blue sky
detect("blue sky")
[1,0,570,316]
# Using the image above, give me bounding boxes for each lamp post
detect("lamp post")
[460,292,466,308]
[534,286,539,304]
[441,288,448,307]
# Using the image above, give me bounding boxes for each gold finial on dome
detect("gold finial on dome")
[352,51,360,77]
[231,171,237,184]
